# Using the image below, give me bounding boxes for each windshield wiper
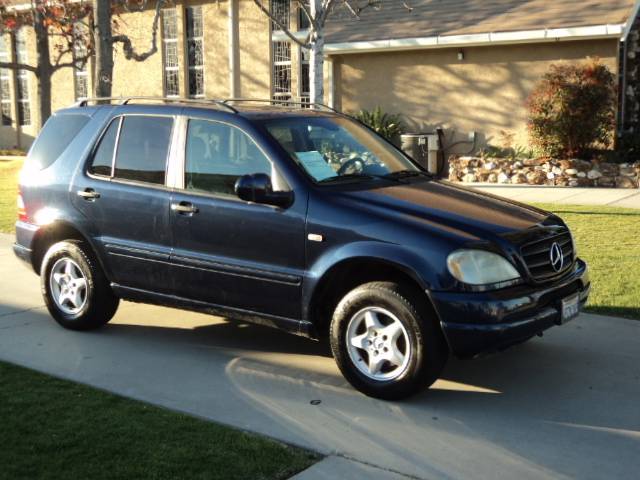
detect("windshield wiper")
[384,170,433,179]
[318,173,375,184]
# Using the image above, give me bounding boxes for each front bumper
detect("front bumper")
[430,258,590,358]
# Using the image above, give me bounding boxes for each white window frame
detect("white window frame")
[15,29,30,127]
[0,37,11,126]
[272,41,292,102]
[161,8,180,98]
[72,24,89,101]
[186,6,204,99]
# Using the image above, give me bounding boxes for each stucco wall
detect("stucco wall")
[238,0,271,98]
[332,39,620,151]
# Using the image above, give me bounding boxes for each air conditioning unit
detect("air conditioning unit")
[400,132,441,174]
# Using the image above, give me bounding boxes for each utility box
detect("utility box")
[400,133,441,174]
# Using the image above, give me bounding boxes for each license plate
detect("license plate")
[561,294,580,323]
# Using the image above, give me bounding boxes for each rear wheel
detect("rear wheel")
[330,281,447,400]
[41,241,119,330]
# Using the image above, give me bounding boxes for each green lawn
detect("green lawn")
[0,158,22,233]
[532,203,640,320]
[0,361,317,480]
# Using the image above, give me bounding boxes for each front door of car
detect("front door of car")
[71,114,176,292]
[168,117,306,319]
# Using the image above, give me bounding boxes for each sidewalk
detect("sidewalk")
[468,184,640,209]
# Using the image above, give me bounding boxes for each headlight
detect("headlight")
[447,249,520,286]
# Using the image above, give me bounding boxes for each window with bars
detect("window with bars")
[186,6,204,98]
[270,0,290,31]
[73,24,89,101]
[161,8,179,97]
[300,47,310,106]
[0,37,11,126]
[15,29,30,126]
[272,41,291,102]
[298,1,311,30]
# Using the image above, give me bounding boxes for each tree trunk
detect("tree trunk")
[93,0,114,97]
[33,9,51,128]
[309,0,324,106]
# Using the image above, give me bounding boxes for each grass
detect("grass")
[532,203,640,320]
[0,158,22,233]
[0,361,317,480]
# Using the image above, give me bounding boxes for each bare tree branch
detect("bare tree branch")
[292,0,317,31]
[252,0,311,48]
[0,61,38,73]
[112,0,163,61]
[51,53,90,72]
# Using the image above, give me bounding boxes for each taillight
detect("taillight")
[17,189,28,222]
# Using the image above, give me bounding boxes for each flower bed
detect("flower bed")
[448,156,640,188]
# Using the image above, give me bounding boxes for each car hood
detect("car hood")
[335,179,551,239]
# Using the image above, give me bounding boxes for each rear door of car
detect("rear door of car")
[71,111,178,292]
[166,114,307,319]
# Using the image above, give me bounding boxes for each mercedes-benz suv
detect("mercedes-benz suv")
[13,98,590,400]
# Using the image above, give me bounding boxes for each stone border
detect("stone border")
[448,156,640,188]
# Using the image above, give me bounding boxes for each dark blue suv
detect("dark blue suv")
[13,98,590,399]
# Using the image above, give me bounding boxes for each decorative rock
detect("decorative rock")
[526,170,547,185]
[597,176,616,187]
[484,161,497,170]
[523,158,545,166]
[616,176,637,188]
[497,172,511,184]
[447,155,638,188]
[511,173,528,184]
[559,160,572,169]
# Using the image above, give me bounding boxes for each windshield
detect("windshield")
[260,115,419,183]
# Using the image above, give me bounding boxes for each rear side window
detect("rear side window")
[113,116,173,185]
[89,118,119,177]
[28,114,90,170]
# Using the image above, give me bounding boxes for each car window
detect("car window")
[261,116,419,183]
[113,116,173,185]
[184,119,276,196]
[89,118,120,177]
[27,113,90,170]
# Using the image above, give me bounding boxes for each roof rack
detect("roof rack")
[223,98,340,114]
[73,96,238,113]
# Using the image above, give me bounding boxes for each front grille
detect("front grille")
[520,228,574,281]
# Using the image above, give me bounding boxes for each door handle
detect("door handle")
[171,201,199,214]
[77,189,100,200]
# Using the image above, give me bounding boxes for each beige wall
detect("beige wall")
[331,39,619,151]
[238,0,271,98]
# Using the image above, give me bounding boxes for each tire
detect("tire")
[40,240,119,331]
[330,281,447,400]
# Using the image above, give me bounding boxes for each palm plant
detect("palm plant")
[355,106,406,144]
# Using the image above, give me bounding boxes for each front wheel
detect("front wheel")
[41,241,119,330]
[330,281,448,400]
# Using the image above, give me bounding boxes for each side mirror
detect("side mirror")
[235,173,293,208]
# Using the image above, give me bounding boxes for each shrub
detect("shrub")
[526,58,616,158]
[354,106,405,144]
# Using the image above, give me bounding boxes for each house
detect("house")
[0,0,638,152]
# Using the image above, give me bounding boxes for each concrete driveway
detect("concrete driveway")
[1,233,639,479]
